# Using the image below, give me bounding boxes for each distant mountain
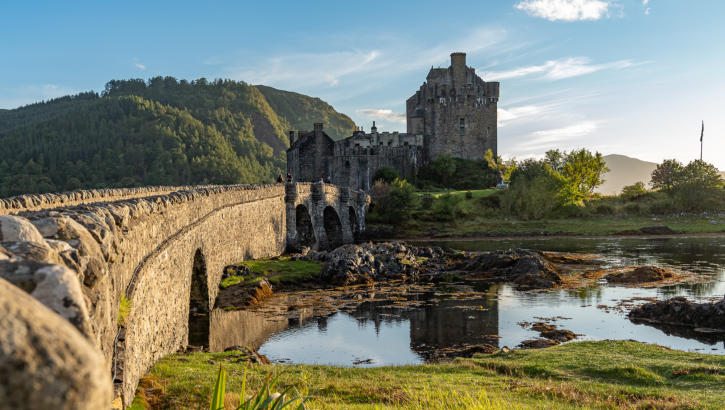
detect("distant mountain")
[0,77,356,197]
[597,154,725,195]
[597,154,658,196]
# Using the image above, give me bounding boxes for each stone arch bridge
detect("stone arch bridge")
[0,182,367,406]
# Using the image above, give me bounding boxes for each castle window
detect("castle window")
[459,118,465,136]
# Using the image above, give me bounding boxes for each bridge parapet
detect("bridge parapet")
[0,182,368,406]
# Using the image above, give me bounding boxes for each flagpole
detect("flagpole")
[700,120,704,161]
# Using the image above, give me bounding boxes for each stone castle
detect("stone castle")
[287,52,500,191]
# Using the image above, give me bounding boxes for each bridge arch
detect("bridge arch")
[323,206,343,250]
[295,204,315,248]
[188,249,209,347]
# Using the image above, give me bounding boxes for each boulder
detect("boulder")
[0,215,46,244]
[0,277,111,409]
[0,260,93,338]
[629,296,725,330]
[606,266,673,284]
[456,249,563,289]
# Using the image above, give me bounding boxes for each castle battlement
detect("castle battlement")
[287,52,499,191]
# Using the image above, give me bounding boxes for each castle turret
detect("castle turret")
[450,52,467,87]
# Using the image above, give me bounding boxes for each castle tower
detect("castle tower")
[405,52,500,162]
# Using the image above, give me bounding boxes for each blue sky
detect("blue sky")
[2,0,723,168]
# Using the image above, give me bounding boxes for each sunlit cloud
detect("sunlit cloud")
[356,109,406,124]
[483,57,636,81]
[135,63,146,70]
[515,0,610,21]
[531,120,598,138]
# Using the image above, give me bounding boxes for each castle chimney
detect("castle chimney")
[288,130,295,145]
[371,121,377,133]
[313,123,323,139]
[451,52,467,87]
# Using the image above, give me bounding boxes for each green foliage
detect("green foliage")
[417,154,499,189]
[372,167,401,184]
[210,365,310,410]
[255,85,355,141]
[223,257,322,288]
[650,159,684,191]
[117,294,131,326]
[141,341,725,409]
[620,181,648,200]
[431,193,462,221]
[368,178,417,224]
[501,173,564,220]
[558,149,609,203]
[0,77,354,197]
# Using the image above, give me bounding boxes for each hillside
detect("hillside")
[0,77,356,197]
[597,154,725,196]
[597,154,658,195]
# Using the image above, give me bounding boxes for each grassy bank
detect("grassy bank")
[220,257,322,288]
[376,188,725,238]
[131,341,725,409]
[398,213,725,238]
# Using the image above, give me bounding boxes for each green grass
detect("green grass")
[117,294,130,326]
[132,340,725,409]
[221,257,323,289]
[399,213,725,238]
[416,188,497,200]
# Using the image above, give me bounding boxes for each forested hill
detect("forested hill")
[0,77,356,197]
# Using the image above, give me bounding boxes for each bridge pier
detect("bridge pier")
[284,183,298,252]
[339,187,354,244]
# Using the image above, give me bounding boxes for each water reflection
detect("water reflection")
[210,236,725,366]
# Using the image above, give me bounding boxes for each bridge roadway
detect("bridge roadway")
[0,182,368,405]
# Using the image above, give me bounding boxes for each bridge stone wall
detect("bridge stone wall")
[0,182,367,406]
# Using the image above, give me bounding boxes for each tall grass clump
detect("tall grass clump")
[210,365,310,410]
[118,294,131,326]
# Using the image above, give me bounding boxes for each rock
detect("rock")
[319,242,425,285]
[518,339,558,349]
[639,226,677,235]
[629,296,725,331]
[0,215,46,244]
[215,277,274,309]
[456,249,563,289]
[0,277,111,409]
[223,346,270,364]
[606,266,673,284]
[0,260,93,338]
[1,241,58,264]
[540,329,577,342]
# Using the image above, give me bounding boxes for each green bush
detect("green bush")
[372,167,401,184]
[500,174,564,220]
[621,182,647,200]
[623,202,642,214]
[476,193,501,209]
[421,194,434,210]
[368,178,417,224]
[465,191,473,199]
[431,193,461,221]
[593,203,616,215]
[417,154,499,189]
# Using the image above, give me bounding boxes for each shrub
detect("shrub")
[476,193,501,209]
[621,182,647,200]
[372,167,401,184]
[421,194,434,210]
[623,202,642,215]
[593,203,616,215]
[369,178,417,224]
[500,174,564,220]
[465,191,473,199]
[431,193,461,221]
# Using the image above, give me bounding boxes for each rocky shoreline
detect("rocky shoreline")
[629,296,725,335]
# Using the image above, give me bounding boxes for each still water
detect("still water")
[212,236,725,366]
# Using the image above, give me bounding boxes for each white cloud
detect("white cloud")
[642,0,649,5]
[498,105,545,127]
[515,0,610,21]
[356,109,406,124]
[222,27,510,100]
[483,57,635,81]
[135,63,146,70]
[531,120,598,138]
